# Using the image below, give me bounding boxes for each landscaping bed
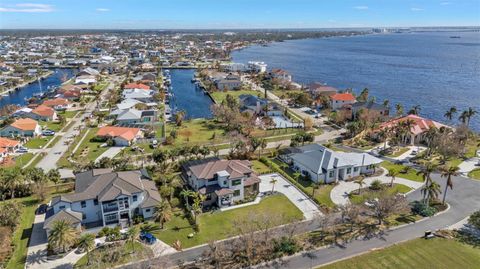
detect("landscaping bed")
[348,183,412,205]
[380,161,423,182]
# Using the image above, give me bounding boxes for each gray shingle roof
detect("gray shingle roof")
[43,209,82,230]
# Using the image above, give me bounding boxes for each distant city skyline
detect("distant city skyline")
[0,0,479,29]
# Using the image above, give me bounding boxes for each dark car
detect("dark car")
[36,204,48,215]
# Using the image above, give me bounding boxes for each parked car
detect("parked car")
[42,130,55,136]
[36,204,48,215]
[16,148,28,153]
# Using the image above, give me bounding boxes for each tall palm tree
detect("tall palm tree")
[354,176,365,194]
[48,220,79,253]
[125,226,140,252]
[395,103,404,117]
[417,163,437,204]
[459,110,469,125]
[440,165,460,205]
[77,233,95,265]
[422,181,442,204]
[2,168,25,199]
[444,107,457,121]
[180,189,195,209]
[387,168,399,187]
[154,200,172,229]
[408,105,421,115]
[466,107,478,127]
[270,177,278,193]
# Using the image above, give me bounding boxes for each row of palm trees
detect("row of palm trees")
[0,167,61,200]
[444,106,477,127]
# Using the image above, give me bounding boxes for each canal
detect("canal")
[0,68,76,108]
[168,69,213,119]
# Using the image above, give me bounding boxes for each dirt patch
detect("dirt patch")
[0,226,13,264]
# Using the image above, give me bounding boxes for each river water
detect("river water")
[232,31,480,131]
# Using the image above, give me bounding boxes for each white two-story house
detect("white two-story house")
[280,144,382,184]
[182,158,260,208]
[44,169,161,235]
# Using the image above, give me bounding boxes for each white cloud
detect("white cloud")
[0,3,54,13]
[411,7,424,11]
[96,8,110,12]
[354,6,369,10]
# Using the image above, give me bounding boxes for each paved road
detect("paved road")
[259,174,322,220]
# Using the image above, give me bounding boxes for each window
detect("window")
[329,171,334,178]
[133,195,137,202]
[223,181,227,185]
[354,167,359,172]
[347,168,351,174]
[94,199,98,205]
[82,213,86,220]
[232,179,242,186]
[145,209,151,213]
[234,190,241,196]
[59,206,65,210]
[81,201,86,208]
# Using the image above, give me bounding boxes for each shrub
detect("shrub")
[468,210,480,229]
[170,197,180,208]
[411,201,437,217]
[369,179,383,191]
[273,236,299,256]
[133,215,144,225]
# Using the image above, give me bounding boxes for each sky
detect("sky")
[0,0,479,29]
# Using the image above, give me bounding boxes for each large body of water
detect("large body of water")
[232,31,480,131]
[168,69,213,119]
[0,68,76,108]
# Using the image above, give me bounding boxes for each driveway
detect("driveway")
[259,174,321,220]
[95,146,124,163]
[330,168,424,206]
[459,157,480,175]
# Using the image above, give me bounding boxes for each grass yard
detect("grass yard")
[59,110,79,119]
[41,121,63,132]
[271,89,303,99]
[4,196,39,269]
[251,160,272,174]
[349,184,412,205]
[75,241,152,269]
[13,153,34,168]
[154,194,303,249]
[210,90,260,103]
[384,146,410,158]
[380,161,423,182]
[318,238,480,269]
[468,168,480,180]
[24,136,52,149]
[72,128,109,162]
[167,119,228,145]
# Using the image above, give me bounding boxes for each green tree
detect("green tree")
[444,106,457,121]
[387,168,399,187]
[354,176,365,194]
[47,169,62,192]
[440,165,460,205]
[48,220,79,253]
[270,177,278,193]
[125,226,140,252]
[77,233,95,265]
[154,200,172,229]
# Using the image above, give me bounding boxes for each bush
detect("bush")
[170,197,180,208]
[411,201,437,217]
[369,180,383,191]
[133,215,144,225]
[468,210,480,229]
[273,236,299,256]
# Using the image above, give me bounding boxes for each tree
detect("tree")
[77,233,95,265]
[180,189,195,209]
[48,220,79,253]
[357,88,369,102]
[460,107,478,127]
[304,117,314,130]
[292,171,301,183]
[395,103,404,117]
[270,177,278,193]
[125,226,140,252]
[154,200,172,229]
[369,194,409,225]
[0,167,25,199]
[444,107,457,122]
[387,168,399,187]
[421,181,442,203]
[192,193,206,224]
[0,200,23,228]
[440,165,460,205]
[174,110,186,126]
[47,169,62,192]
[408,105,421,115]
[468,210,480,230]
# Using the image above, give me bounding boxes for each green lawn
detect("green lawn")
[24,137,52,149]
[271,90,303,99]
[72,128,109,162]
[251,160,272,174]
[349,184,412,205]
[384,147,410,158]
[318,238,480,269]
[380,161,423,182]
[13,153,34,168]
[92,82,109,92]
[4,196,39,269]
[210,90,260,103]
[41,121,63,132]
[75,241,152,269]
[154,194,303,249]
[167,119,228,146]
[59,110,79,119]
[468,168,480,180]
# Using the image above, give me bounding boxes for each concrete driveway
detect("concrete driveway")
[259,174,321,220]
[95,146,124,163]
[330,168,424,206]
[459,157,480,176]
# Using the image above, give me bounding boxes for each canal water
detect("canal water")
[168,69,213,119]
[0,68,76,108]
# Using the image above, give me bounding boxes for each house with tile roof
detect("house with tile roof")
[377,114,450,145]
[0,118,42,137]
[330,93,356,110]
[45,169,160,233]
[96,126,143,146]
[30,105,57,121]
[124,83,150,90]
[182,158,260,208]
[281,144,382,184]
[0,137,20,163]
[270,68,292,82]
[42,98,71,110]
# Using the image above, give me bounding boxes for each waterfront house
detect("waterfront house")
[280,144,382,184]
[30,105,57,121]
[77,67,100,77]
[75,75,97,85]
[247,61,267,73]
[0,137,20,163]
[0,118,42,137]
[376,114,449,145]
[111,108,158,126]
[96,126,143,146]
[182,158,260,208]
[122,88,154,103]
[44,168,161,235]
[330,93,356,111]
[215,74,242,91]
[351,101,389,120]
[271,69,292,82]
[42,98,71,110]
[124,83,150,90]
[307,83,338,97]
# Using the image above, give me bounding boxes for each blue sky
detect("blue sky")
[0,0,479,29]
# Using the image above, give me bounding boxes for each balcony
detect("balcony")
[103,205,118,213]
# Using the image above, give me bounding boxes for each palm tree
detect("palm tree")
[465,107,478,127]
[444,107,457,121]
[192,193,206,224]
[270,177,278,193]
[77,233,95,265]
[125,226,140,252]
[1,168,24,199]
[48,220,79,253]
[293,171,301,183]
[417,163,437,187]
[395,103,404,117]
[180,189,195,209]
[440,165,460,205]
[154,200,172,229]
[408,105,421,115]
[354,176,365,194]
[459,110,469,125]
[387,168,399,187]
[422,181,442,204]
[47,169,62,192]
